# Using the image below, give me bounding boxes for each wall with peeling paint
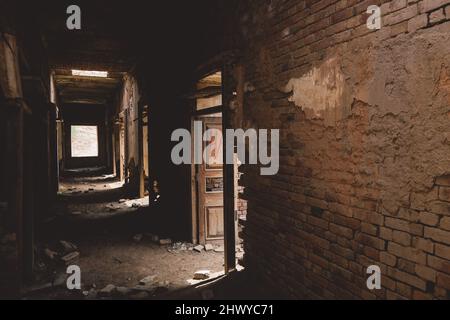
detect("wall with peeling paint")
[236,0,450,299]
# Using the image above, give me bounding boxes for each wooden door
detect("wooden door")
[197,116,224,243]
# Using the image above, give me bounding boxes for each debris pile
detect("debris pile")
[193,270,210,280]
[41,239,80,267]
[89,274,170,299]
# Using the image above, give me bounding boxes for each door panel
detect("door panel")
[197,116,224,243]
[206,206,224,238]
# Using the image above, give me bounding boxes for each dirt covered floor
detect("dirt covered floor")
[26,172,229,299]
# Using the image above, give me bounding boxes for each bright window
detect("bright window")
[71,125,99,157]
[72,69,108,77]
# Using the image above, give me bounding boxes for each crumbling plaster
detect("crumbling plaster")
[238,4,450,296]
[261,23,450,214]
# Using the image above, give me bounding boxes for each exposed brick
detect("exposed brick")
[381,251,397,266]
[412,289,433,299]
[238,0,450,300]
[415,264,436,282]
[396,281,412,298]
[388,267,427,290]
[382,276,397,291]
[407,13,428,32]
[412,237,434,253]
[391,0,408,11]
[361,222,378,236]
[332,214,361,230]
[424,227,450,245]
[427,255,450,274]
[426,200,450,215]
[436,174,450,186]
[356,233,386,250]
[385,217,423,235]
[419,0,450,13]
[440,217,450,230]
[418,211,439,226]
[398,258,417,274]
[386,4,418,25]
[435,243,450,260]
[386,290,407,300]
[329,222,354,239]
[387,242,427,264]
[385,217,410,232]
[436,272,450,289]
[380,227,393,240]
[446,5,450,17]
[393,230,412,246]
[438,186,450,202]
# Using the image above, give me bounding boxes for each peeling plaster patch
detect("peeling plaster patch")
[284,57,352,126]
[281,27,290,38]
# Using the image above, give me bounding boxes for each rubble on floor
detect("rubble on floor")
[139,275,157,285]
[61,251,80,265]
[193,245,204,252]
[193,270,210,280]
[159,238,172,245]
[84,275,171,299]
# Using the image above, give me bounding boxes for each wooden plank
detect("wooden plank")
[221,63,236,273]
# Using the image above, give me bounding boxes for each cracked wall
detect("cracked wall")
[236,0,450,299]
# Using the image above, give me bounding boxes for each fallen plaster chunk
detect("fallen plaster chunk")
[159,238,172,245]
[213,246,224,253]
[118,199,127,203]
[204,244,214,251]
[133,234,143,242]
[61,251,80,265]
[193,245,204,252]
[98,284,116,297]
[59,240,78,253]
[193,270,210,280]
[139,275,157,286]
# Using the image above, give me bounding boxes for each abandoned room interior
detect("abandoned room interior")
[1,0,450,301]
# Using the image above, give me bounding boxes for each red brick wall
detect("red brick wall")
[236,0,450,299]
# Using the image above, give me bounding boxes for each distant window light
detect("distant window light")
[71,125,99,157]
[72,69,108,77]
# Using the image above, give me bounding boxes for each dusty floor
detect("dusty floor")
[28,170,228,299]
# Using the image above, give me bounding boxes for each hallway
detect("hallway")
[29,171,225,299]
[2,0,450,301]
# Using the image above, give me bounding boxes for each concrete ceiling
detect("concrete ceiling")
[33,0,235,105]
[36,1,135,105]
[53,69,123,105]
[47,31,133,105]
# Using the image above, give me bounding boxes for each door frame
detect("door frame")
[189,59,237,273]
[193,114,224,244]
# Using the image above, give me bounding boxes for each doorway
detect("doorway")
[194,113,224,244]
